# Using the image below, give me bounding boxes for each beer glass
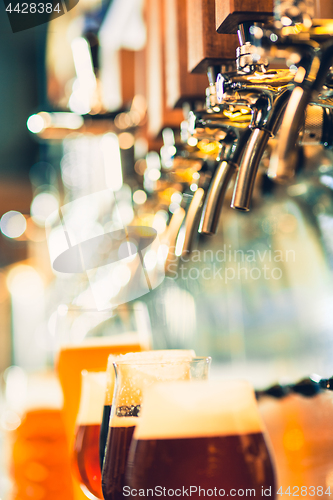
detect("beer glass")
[102,356,211,500]
[126,380,276,498]
[73,371,106,500]
[99,349,196,469]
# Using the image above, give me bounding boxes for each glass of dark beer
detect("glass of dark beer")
[72,371,106,500]
[99,350,196,470]
[126,380,276,499]
[102,355,211,500]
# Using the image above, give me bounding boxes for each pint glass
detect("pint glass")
[102,356,211,500]
[126,380,276,499]
[73,371,106,499]
[99,350,196,470]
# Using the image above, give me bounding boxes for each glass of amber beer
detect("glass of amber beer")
[126,380,276,499]
[99,350,196,470]
[73,371,106,499]
[102,356,211,500]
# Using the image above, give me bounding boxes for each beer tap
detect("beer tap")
[219,22,295,211]
[188,107,252,233]
[261,0,333,182]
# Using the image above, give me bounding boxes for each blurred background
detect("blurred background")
[1,0,333,497]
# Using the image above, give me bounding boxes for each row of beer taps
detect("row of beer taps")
[30,0,333,281]
[164,0,333,269]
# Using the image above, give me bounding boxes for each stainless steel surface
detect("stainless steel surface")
[231,128,271,210]
[182,188,205,256]
[199,161,236,233]
[300,104,324,144]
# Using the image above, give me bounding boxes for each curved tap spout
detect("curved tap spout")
[270,39,333,182]
[181,188,206,257]
[231,88,291,211]
[231,128,270,210]
[199,128,252,233]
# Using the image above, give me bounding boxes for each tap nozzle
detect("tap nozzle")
[181,188,205,256]
[231,128,271,211]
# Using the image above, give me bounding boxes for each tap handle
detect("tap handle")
[181,188,206,256]
[199,160,236,234]
[231,128,270,211]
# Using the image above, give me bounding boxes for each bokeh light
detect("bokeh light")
[27,114,45,134]
[0,211,27,239]
[133,190,147,205]
[31,193,59,227]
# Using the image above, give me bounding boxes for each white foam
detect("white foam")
[134,380,264,440]
[115,349,196,363]
[104,350,196,405]
[110,415,138,428]
[76,371,106,425]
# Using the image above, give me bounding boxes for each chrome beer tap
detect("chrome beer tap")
[215,22,295,211]
[260,0,333,181]
[187,106,252,233]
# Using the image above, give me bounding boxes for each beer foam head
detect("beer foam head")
[134,380,264,440]
[104,350,196,405]
[77,371,106,425]
[115,349,196,363]
[113,357,208,408]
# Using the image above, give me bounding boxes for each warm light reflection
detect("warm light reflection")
[118,132,135,150]
[197,140,220,155]
[7,265,44,302]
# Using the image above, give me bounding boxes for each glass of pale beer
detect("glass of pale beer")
[99,350,196,471]
[102,355,211,500]
[126,380,276,498]
[72,371,106,500]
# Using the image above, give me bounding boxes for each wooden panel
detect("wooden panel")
[119,49,136,107]
[145,0,184,137]
[215,0,273,34]
[314,0,333,18]
[164,0,208,107]
[187,0,238,73]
